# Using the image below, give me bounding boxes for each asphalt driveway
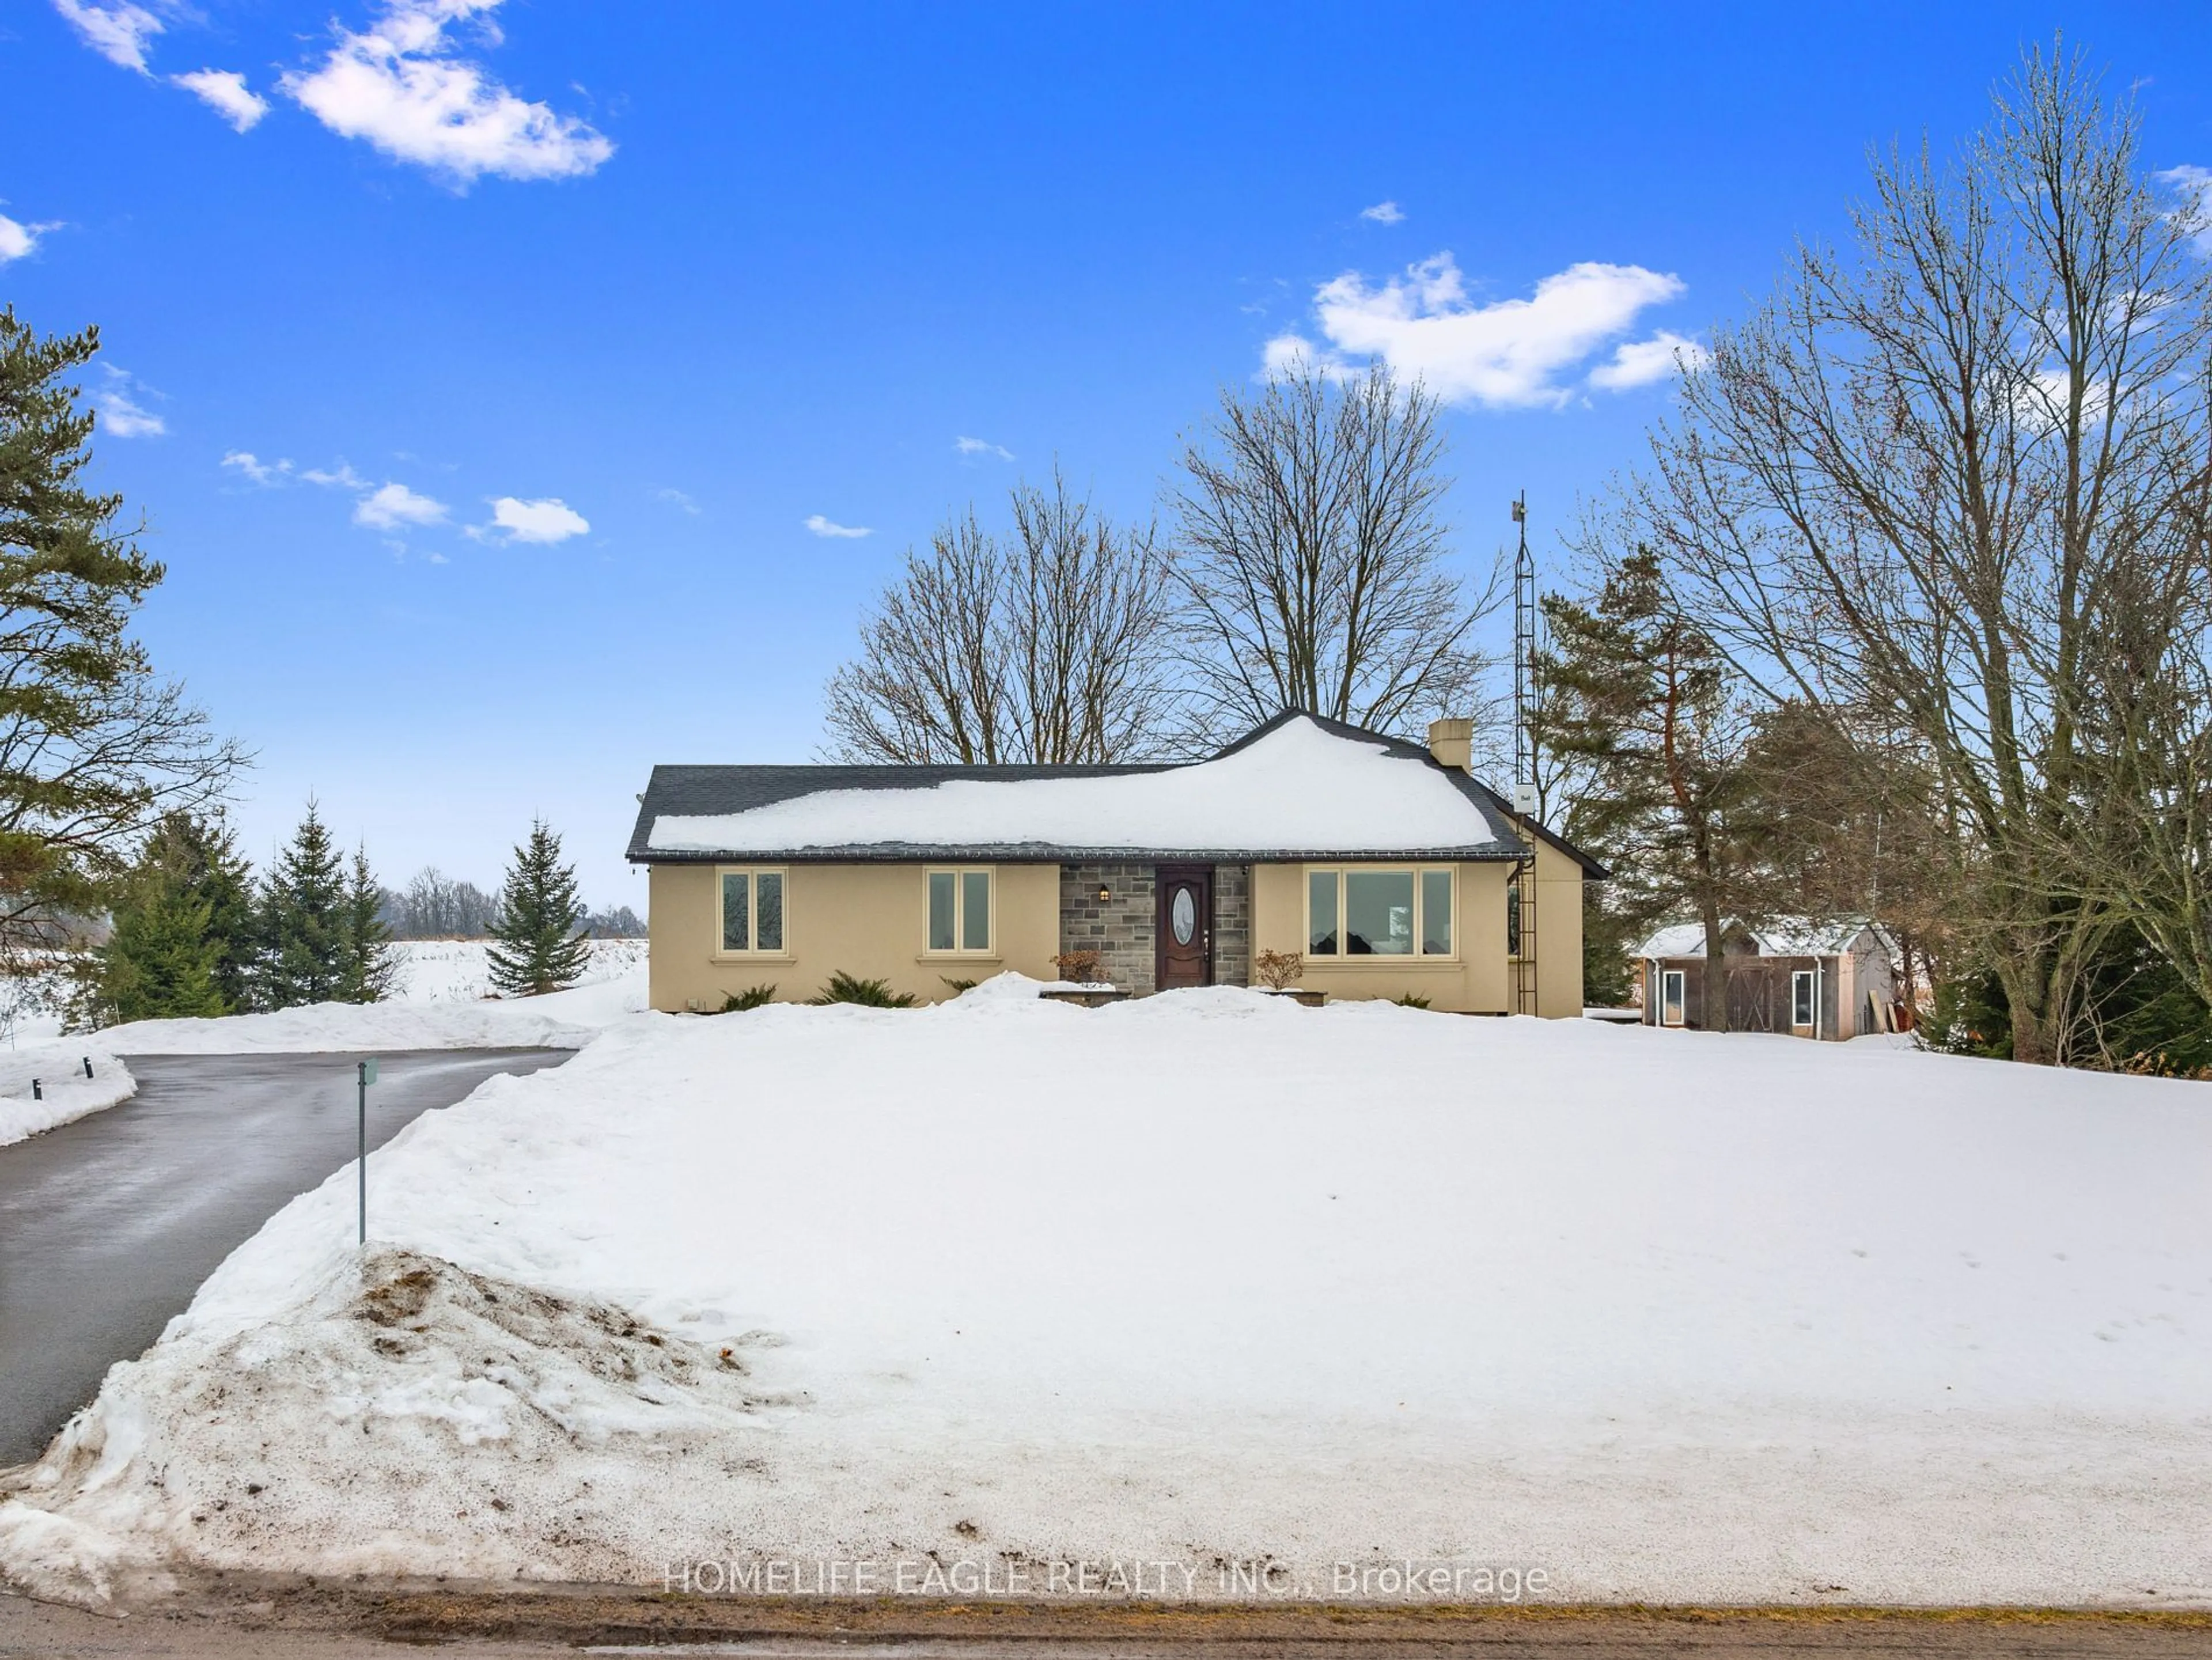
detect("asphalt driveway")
[0,1049,570,1468]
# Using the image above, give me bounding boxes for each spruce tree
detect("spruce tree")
[335,844,396,1004]
[140,812,256,1011]
[90,877,226,1024]
[72,813,249,1025]
[487,820,590,996]
[255,803,350,1009]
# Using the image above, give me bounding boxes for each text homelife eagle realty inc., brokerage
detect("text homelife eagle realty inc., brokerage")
[661,1556,1554,1601]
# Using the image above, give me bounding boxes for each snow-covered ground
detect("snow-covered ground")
[384,937,647,1006]
[89,939,648,1056]
[4,979,2209,1609]
[0,1045,134,1147]
[0,940,643,1142]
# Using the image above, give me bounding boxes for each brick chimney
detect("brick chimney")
[1426,718,1474,772]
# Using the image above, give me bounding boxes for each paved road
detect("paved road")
[4,1594,2211,1658]
[0,1048,570,1468]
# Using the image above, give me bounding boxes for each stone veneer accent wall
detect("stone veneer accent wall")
[1058,861,1253,993]
[1211,862,1251,987]
[1059,862,1156,994]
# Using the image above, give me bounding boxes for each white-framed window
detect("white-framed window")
[718,867,786,955]
[1792,969,1816,1030]
[1660,969,1686,1027]
[1304,867,1455,958]
[926,867,994,954]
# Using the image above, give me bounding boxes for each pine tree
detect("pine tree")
[254,803,350,1009]
[487,820,589,997]
[335,845,396,1005]
[0,308,241,961]
[1531,546,1760,1024]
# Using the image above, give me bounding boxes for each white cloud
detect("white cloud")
[1264,252,1695,408]
[51,0,162,73]
[282,0,615,185]
[0,213,59,264]
[955,435,1014,461]
[96,367,165,438]
[476,494,589,544]
[301,461,368,488]
[1588,329,1709,391]
[2158,164,2212,252]
[222,450,291,484]
[173,68,270,131]
[1359,200,1405,225]
[653,486,700,515]
[805,514,871,539]
[354,480,448,529]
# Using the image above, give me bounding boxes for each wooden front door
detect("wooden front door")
[1155,866,1213,990]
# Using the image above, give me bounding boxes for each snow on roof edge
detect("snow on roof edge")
[639,715,1512,861]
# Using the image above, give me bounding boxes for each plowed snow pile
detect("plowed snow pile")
[4,979,2209,1608]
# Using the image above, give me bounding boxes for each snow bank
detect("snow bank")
[6,982,2210,1608]
[97,943,646,1055]
[649,715,1498,855]
[0,1044,133,1146]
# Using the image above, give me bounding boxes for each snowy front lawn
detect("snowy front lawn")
[3,980,2208,1608]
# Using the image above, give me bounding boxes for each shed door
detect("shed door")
[1155,866,1212,990]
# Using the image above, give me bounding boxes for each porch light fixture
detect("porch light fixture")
[1097,884,1111,903]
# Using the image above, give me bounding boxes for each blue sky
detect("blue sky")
[3,2,2209,907]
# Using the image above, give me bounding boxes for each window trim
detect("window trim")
[1301,865,1459,962]
[922,865,998,957]
[1791,968,1816,1031]
[1660,969,1686,1027]
[713,865,792,960]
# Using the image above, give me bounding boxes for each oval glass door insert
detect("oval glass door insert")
[1171,886,1196,945]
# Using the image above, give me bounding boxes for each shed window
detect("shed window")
[927,868,994,954]
[1660,969,1685,1026]
[1792,969,1816,1030]
[719,869,785,954]
[1305,867,1456,957]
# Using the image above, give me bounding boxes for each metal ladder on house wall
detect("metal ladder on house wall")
[1513,854,1539,1015]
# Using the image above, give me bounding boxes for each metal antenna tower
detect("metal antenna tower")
[1508,494,1541,1014]
[1511,493,1537,813]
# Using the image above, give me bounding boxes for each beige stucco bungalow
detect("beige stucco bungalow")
[626,712,1604,1015]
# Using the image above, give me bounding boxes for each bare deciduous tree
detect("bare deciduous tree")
[391,866,499,938]
[823,473,1176,764]
[1169,363,1502,746]
[1633,44,2212,1064]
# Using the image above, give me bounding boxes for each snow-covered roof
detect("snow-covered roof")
[632,713,1536,863]
[1635,916,1889,960]
[1637,922,1717,960]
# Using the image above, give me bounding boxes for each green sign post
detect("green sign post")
[357,1058,378,1246]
